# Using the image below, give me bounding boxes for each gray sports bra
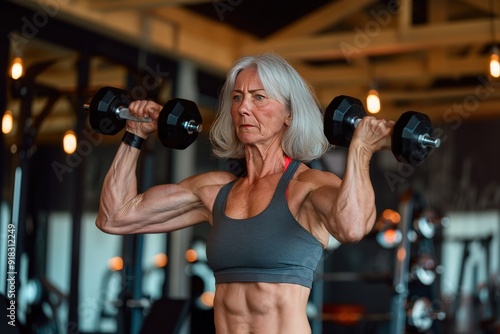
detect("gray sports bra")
[206,159,324,288]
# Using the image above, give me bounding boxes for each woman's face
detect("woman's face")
[230,67,291,148]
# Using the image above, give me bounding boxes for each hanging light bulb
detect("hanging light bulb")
[490,46,500,78]
[366,89,381,114]
[63,130,77,154]
[489,0,499,78]
[10,57,23,80]
[2,110,14,134]
[153,253,168,268]
[108,256,124,271]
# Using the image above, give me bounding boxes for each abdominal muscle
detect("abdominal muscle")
[213,282,312,334]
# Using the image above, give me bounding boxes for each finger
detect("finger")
[378,121,393,135]
[135,100,151,118]
[146,102,161,118]
[128,100,139,112]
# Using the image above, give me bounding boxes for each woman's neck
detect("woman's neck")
[244,146,287,182]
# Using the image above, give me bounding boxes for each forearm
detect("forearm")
[332,143,376,242]
[96,142,141,230]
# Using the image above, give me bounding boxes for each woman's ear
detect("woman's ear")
[285,113,292,126]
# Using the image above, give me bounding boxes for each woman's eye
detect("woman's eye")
[255,94,265,100]
[233,95,242,102]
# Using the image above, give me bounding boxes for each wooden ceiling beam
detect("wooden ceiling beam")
[36,64,128,91]
[426,0,447,73]
[459,0,500,15]
[380,86,500,101]
[85,0,214,11]
[316,82,500,105]
[241,18,500,61]
[268,0,377,40]
[151,6,256,73]
[398,0,412,32]
[296,54,492,88]
[9,0,244,74]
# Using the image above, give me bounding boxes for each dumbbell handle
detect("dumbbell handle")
[351,116,441,149]
[83,103,203,133]
[116,107,152,122]
[83,104,152,122]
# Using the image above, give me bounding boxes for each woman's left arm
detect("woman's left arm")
[309,117,393,243]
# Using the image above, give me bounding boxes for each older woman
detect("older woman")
[96,53,393,333]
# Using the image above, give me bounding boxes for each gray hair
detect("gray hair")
[209,53,331,162]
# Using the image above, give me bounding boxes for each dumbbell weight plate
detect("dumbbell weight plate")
[391,111,433,165]
[88,86,131,135]
[157,98,202,150]
[324,95,367,147]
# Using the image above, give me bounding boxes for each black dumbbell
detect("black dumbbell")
[83,86,202,150]
[323,95,441,165]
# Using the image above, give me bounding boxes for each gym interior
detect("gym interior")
[1,0,500,333]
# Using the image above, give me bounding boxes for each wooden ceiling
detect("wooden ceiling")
[5,0,500,141]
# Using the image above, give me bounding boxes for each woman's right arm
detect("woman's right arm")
[95,141,211,235]
[96,99,218,235]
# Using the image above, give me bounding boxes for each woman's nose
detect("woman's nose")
[237,96,252,115]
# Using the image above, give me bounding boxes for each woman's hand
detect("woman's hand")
[126,100,163,138]
[351,116,395,157]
